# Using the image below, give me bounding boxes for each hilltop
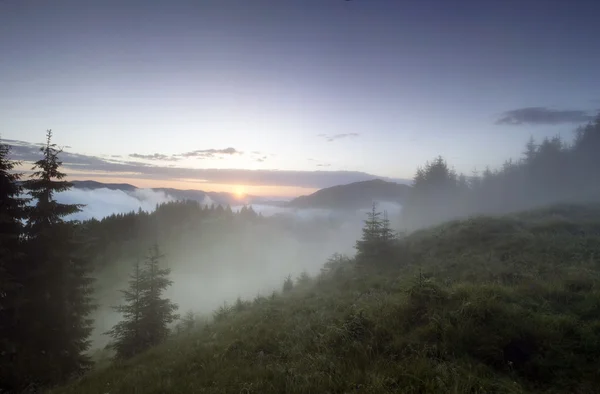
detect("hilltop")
[288,179,411,210]
[52,203,600,394]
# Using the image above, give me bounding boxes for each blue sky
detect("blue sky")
[1,0,599,196]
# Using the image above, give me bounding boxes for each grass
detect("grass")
[51,203,600,394]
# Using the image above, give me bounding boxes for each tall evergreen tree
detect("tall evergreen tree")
[138,243,179,347]
[0,141,28,391]
[108,244,178,359]
[356,203,383,263]
[105,259,145,359]
[18,130,95,388]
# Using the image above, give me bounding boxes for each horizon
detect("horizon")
[2,0,599,197]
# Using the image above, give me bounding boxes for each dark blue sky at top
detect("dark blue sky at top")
[1,0,599,189]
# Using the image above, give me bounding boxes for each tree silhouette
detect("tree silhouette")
[18,130,95,387]
[107,244,178,359]
[105,259,146,359]
[356,203,397,268]
[0,141,28,391]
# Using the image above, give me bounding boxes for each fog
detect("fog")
[72,186,403,350]
[56,188,177,220]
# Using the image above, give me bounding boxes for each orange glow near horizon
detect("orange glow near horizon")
[64,175,316,199]
[13,163,318,198]
[234,185,246,200]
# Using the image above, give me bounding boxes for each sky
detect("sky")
[1,0,599,198]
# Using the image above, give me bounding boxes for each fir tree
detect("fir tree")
[19,130,95,387]
[107,245,178,358]
[356,204,397,268]
[139,243,179,347]
[355,203,383,263]
[105,260,145,359]
[283,274,294,293]
[0,141,28,391]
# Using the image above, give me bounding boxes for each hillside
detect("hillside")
[52,203,600,394]
[288,179,411,210]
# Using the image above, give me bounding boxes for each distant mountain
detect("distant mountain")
[287,179,411,210]
[70,180,137,192]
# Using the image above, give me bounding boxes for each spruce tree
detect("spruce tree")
[105,259,145,359]
[355,203,383,263]
[282,274,294,293]
[0,141,28,391]
[356,204,397,268]
[108,244,178,359]
[19,130,95,387]
[139,243,179,347]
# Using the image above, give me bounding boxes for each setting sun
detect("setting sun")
[234,185,246,199]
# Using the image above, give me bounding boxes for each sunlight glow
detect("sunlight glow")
[234,185,246,199]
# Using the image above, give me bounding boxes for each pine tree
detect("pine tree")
[356,204,397,268]
[0,141,25,296]
[105,260,145,359]
[107,245,178,359]
[139,243,179,347]
[19,130,95,387]
[282,274,294,293]
[0,141,28,391]
[355,203,383,263]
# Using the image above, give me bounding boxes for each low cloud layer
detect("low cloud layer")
[55,186,404,223]
[6,139,408,188]
[317,133,360,142]
[495,107,595,126]
[56,188,176,221]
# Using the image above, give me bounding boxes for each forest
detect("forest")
[0,115,599,393]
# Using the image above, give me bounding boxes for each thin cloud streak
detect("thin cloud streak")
[129,153,181,161]
[317,133,360,142]
[495,107,595,126]
[179,147,241,159]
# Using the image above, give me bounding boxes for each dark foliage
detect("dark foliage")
[0,141,28,391]
[355,203,397,268]
[106,244,178,359]
[1,131,96,392]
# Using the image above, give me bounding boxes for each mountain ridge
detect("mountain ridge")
[287,178,411,210]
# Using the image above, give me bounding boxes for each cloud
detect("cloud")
[495,107,594,126]
[129,153,181,161]
[5,139,410,188]
[317,164,331,167]
[55,187,175,221]
[317,133,360,142]
[180,147,242,159]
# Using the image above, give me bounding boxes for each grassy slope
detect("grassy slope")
[52,204,600,394]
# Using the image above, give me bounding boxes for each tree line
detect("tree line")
[402,114,600,229]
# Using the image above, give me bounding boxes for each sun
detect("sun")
[234,185,246,199]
